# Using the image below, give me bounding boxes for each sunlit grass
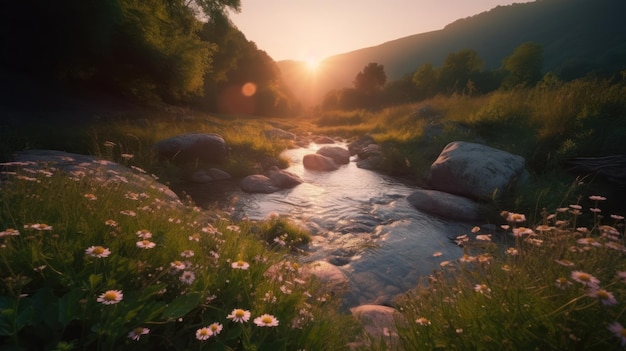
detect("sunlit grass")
[0,162,359,350]
[312,76,626,213]
[395,199,626,350]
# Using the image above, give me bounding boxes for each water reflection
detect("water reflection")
[229,142,472,307]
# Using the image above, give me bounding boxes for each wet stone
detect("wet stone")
[328,256,351,266]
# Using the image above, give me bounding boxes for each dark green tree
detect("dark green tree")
[439,49,484,93]
[197,17,297,116]
[353,63,387,94]
[412,63,439,99]
[501,42,543,89]
[1,0,242,104]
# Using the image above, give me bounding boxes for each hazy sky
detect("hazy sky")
[228,0,534,62]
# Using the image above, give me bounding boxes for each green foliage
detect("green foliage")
[197,17,299,116]
[0,163,358,350]
[353,63,387,94]
[439,49,484,94]
[501,42,544,89]
[254,216,311,249]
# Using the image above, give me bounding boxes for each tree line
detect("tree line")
[0,0,299,116]
[321,42,549,111]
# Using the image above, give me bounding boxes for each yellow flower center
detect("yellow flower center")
[104,291,118,301]
[235,310,245,317]
[620,328,626,338]
[237,260,245,266]
[93,247,105,255]
[597,290,609,299]
[578,274,590,282]
[210,324,219,331]
[262,316,273,324]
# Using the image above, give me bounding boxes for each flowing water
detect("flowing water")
[182,142,474,307]
[231,143,477,307]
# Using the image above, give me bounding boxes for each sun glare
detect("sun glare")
[305,57,320,72]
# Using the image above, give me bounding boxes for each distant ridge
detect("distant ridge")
[278,0,626,108]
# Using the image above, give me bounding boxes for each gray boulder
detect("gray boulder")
[407,189,482,222]
[316,146,350,165]
[356,156,385,171]
[9,150,180,203]
[301,260,348,294]
[267,166,303,188]
[153,133,228,165]
[357,144,381,160]
[348,135,376,155]
[303,154,339,171]
[429,141,526,201]
[240,167,302,193]
[240,175,280,194]
[349,305,403,350]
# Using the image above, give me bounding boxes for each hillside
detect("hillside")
[279,0,626,108]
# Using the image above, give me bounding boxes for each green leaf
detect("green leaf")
[58,288,84,327]
[30,287,60,327]
[88,274,103,290]
[161,293,201,319]
[16,304,34,331]
[224,325,243,341]
[136,301,165,322]
[0,297,34,336]
[139,283,167,301]
[0,299,15,336]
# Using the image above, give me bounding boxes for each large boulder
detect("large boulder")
[429,141,527,201]
[303,154,339,171]
[240,175,280,194]
[356,144,381,160]
[301,260,349,294]
[349,305,403,350]
[8,150,180,203]
[153,133,228,165]
[407,189,482,222]
[240,167,303,194]
[267,166,302,188]
[316,146,350,165]
[348,135,376,156]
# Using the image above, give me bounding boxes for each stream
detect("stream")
[182,142,473,307]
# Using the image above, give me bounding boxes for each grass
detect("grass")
[1,74,626,349]
[0,162,358,350]
[394,201,626,350]
[311,75,626,214]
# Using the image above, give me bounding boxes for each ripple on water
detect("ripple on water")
[230,143,473,307]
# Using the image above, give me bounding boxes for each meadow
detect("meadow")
[2,74,626,349]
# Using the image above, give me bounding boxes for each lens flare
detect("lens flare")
[242,82,257,97]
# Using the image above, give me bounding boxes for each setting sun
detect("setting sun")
[305,57,321,72]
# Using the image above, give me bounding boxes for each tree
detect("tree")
[439,49,484,93]
[412,63,439,99]
[353,63,387,94]
[0,0,242,104]
[501,42,543,89]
